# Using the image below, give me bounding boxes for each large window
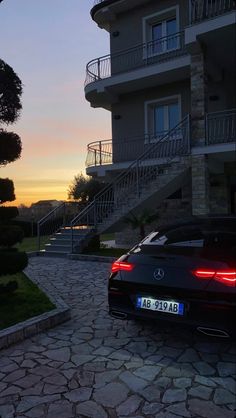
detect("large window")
[143,7,179,57]
[145,96,181,140]
[154,101,179,136]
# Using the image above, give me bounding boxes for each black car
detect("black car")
[108,217,236,338]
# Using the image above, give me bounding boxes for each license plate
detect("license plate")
[136,297,184,316]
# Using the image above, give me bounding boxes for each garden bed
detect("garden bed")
[0,272,55,330]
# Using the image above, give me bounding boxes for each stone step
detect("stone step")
[50,238,71,244]
[45,244,71,252]
[59,228,92,234]
[39,250,69,257]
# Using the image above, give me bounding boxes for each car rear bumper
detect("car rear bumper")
[108,288,236,337]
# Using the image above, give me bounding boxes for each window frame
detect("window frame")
[144,94,182,143]
[142,6,180,59]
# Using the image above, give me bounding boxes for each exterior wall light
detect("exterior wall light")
[114,114,121,120]
[112,31,120,37]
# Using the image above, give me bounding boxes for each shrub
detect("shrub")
[11,220,37,237]
[83,234,100,252]
[0,206,19,222]
[0,225,24,248]
[0,251,28,276]
[0,178,15,204]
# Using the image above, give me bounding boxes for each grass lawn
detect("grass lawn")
[17,234,113,252]
[16,235,49,252]
[0,272,55,330]
[100,233,115,242]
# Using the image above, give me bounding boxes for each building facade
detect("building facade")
[84,0,236,244]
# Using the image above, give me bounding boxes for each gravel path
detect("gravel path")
[0,257,235,418]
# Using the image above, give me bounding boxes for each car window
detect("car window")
[143,223,236,249]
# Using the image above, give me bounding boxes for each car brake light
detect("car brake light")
[193,269,236,287]
[194,270,215,278]
[111,261,134,273]
[214,271,236,286]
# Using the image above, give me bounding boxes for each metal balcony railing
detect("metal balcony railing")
[85,32,187,86]
[206,109,236,145]
[190,0,235,23]
[86,110,236,168]
[86,129,187,168]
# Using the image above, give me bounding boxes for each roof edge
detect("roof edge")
[90,0,120,20]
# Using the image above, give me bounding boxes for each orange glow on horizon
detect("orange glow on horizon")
[4,184,69,207]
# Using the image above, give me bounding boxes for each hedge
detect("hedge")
[0,225,24,248]
[0,206,19,222]
[0,250,28,276]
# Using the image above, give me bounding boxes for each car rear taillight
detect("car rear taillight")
[111,261,134,273]
[193,269,236,287]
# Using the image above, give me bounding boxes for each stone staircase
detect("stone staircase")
[43,227,95,255]
[95,159,190,234]
[38,116,191,255]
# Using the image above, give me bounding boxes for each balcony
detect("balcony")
[85,32,186,87]
[206,109,236,145]
[85,32,190,107]
[86,119,190,177]
[186,0,236,45]
[190,0,235,24]
[86,110,236,174]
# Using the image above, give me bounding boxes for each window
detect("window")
[142,220,236,250]
[143,8,179,58]
[151,18,177,55]
[154,102,179,136]
[145,96,181,141]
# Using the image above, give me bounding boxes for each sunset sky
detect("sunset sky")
[0,0,110,206]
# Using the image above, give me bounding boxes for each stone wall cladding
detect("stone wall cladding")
[192,154,210,215]
[209,173,229,214]
[0,263,71,350]
[190,44,207,147]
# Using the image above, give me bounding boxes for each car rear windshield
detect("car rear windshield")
[142,220,236,249]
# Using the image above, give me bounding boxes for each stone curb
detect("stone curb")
[28,251,117,263]
[0,266,71,351]
[68,254,116,263]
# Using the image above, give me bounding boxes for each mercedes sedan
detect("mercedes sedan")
[108,217,236,338]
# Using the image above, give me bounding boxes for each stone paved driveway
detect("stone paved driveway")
[0,257,235,418]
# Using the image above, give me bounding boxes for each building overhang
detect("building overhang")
[85,54,190,109]
[87,142,236,178]
[91,0,151,30]
[192,142,236,158]
[86,155,184,178]
[185,10,236,44]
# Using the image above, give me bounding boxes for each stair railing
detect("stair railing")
[70,116,191,252]
[37,202,80,251]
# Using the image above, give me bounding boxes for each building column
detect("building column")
[192,154,210,215]
[190,42,207,147]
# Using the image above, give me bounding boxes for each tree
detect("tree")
[124,209,159,240]
[0,129,22,166]
[0,178,15,203]
[68,173,106,203]
[0,18,27,283]
[0,59,22,124]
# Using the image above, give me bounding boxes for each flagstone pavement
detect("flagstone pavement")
[0,257,235,418]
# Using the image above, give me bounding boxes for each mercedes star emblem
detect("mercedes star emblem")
[153,268,165,281]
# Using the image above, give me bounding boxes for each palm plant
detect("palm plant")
[124,209,159,240]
